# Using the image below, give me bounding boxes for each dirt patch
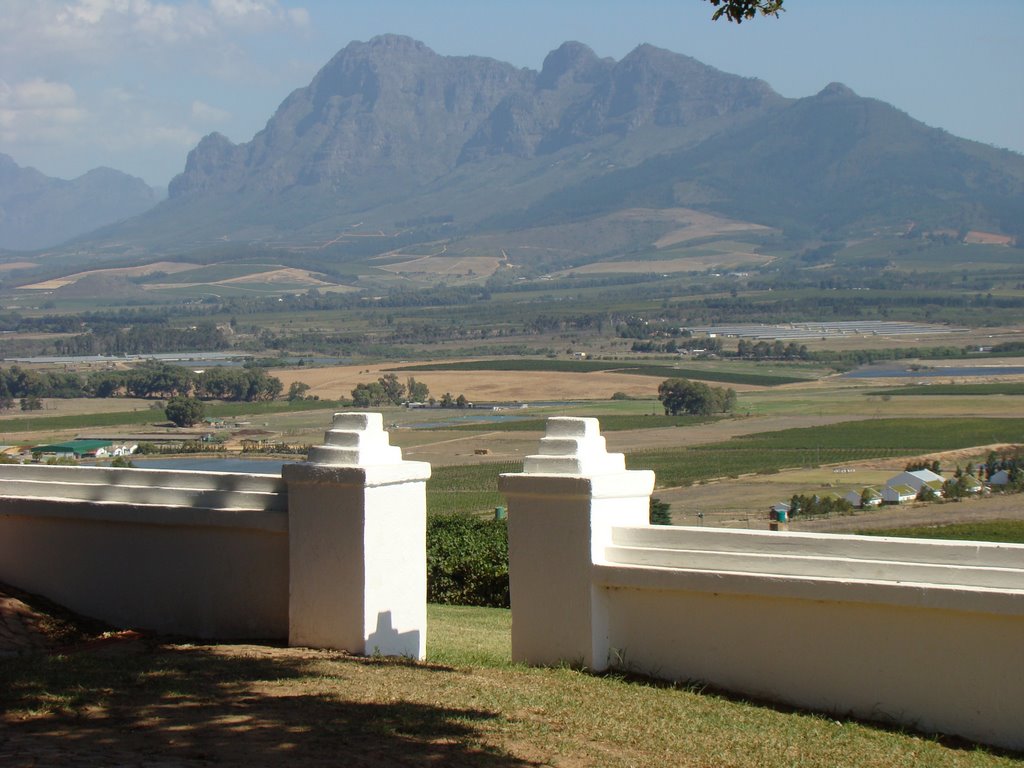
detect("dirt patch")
[964,230,1013,246]
[378,255,502,278]
[19,261,198,290]
[0,398,153,419]
[568,207,776,249]
[218,268,337,287]
[560,251,771,275]
[0,261,38,272]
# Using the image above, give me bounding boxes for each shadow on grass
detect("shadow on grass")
[0,646,539,767]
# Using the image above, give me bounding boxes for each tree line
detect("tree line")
[0,362,282,402]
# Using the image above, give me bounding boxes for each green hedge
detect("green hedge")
[426,514,509,608]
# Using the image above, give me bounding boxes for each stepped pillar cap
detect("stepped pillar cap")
[522,417,626,475]
[306,412,404,466]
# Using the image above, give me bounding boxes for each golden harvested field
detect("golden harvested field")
[273,363,664,402]
[20,261,198,290]
[376,254,503,278]
[651,207,770,246]
[561,251,772,274]
[219,268,336,287]
[151,267,345,289]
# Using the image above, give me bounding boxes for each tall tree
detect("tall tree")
[658,378,736,416]
[165,396,205,427]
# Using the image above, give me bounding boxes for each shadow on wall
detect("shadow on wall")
[0,646,530,766]
[367,610,421,658]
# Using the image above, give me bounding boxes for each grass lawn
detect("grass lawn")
[0,604,1017,766]
[858,520,1024,544]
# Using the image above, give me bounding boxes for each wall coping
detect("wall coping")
[0,463,283,492]
[609,525,1024,571]
[600,525,1024,616]
[0,496,287,533]
[593,563,1024,617]
[284,461,431,488]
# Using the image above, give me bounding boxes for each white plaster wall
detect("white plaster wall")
[502,472,653,670]
[363,481,427,658]
[600,583,1024,751]
[505,480,599,667]
[284,478,367,652]
[0,498,289,639]
[284,461,429,658]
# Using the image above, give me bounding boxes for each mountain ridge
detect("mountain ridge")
[0,155,159,251]
[14,35,1024,261]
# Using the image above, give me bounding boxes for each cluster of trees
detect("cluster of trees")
[940,474,978,501]
[979,451,1024,491]
[90,363,282,401]
[53,322,229,356]
[287,381,314,401]
[0,395,43,412]
[351,375,430,408]
[788,494,853,519]
[0,366,85,399]
[657,378,736,416]
[736,339,809,360]
[437,392,470,408]
[0,362,282,402]
[905,460,942,473]
[630,338,724,354]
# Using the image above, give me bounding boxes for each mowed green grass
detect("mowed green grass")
[859,520,1024,544]
[1,604,1016,767]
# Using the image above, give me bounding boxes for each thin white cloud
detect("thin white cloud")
[191,100,231,123]
[0,79,86,143]
[287,7,310,27]
[2,1,309,70]
[210,0,273,22]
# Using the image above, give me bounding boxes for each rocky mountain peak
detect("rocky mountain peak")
[167,37,784,207]
[816,82,858,100]
[537,42,607,89]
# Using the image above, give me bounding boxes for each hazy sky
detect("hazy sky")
[2,0,1021,188]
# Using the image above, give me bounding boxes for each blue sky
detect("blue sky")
[2,0,1021,188]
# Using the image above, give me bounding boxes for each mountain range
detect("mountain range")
[4,35,1023,261]
[0,155,158,251]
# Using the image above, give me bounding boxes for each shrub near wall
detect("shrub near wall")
[426,514,509,608]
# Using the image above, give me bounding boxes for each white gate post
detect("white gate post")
[499,417,654,671]
[283,412,430,658]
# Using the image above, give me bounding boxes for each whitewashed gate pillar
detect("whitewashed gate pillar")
[284,412,430,658]
[499,417,654,670]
